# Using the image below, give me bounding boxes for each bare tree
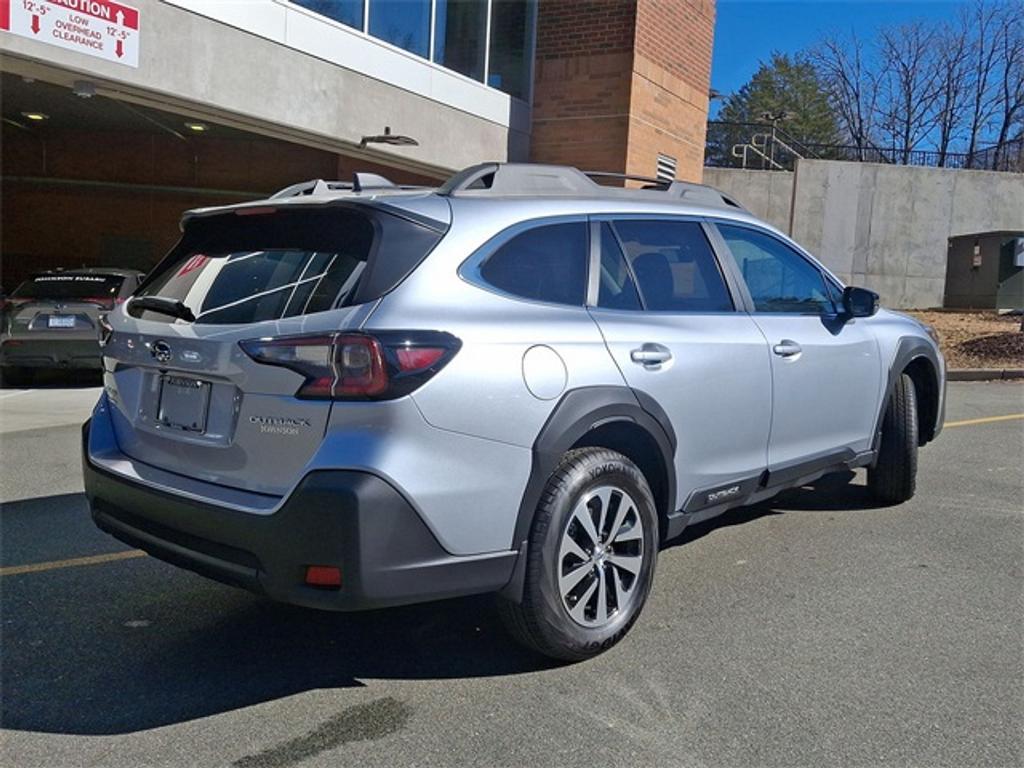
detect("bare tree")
[811,33,881,159]
[962,0,1004,166]
[991,4,1024,169]
[933,20,972,166]
[877,21,943,164]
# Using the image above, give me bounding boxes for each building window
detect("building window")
[290,0,364,31]
[488,0,535,100]
[369,0,431,58]
[434,0,488,82]
[656,154,677,182]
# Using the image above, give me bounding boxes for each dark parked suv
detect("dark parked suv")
[1,268,144,384]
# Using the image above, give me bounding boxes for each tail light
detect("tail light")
[82,296,120,310]
[239,331,461,400]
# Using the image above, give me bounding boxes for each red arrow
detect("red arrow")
[115,39,123,58]
[30,14,39,33]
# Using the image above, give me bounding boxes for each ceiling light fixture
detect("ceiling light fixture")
[184,121,208,132]
[72,80,96,98]
[20,112,49,121]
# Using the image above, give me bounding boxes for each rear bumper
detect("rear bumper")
[1,337,101,369]
[82,420,517,610]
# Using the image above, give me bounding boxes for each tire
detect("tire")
[1,366,34,387]
[497,447,659,661]
[868,373,918,504]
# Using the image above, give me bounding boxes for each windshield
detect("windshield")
[13,274,125,301]
[136,206,442,325]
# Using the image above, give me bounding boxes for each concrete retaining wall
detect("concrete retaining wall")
[703,160,1024,308]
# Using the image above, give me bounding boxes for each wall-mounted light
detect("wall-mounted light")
[20,112,49,121]
[184,122,208,132]
[359,126,418,149]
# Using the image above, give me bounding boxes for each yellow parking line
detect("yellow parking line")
[0,550,146,577]
[945,413,1024,429]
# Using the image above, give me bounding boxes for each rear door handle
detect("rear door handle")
[630,343,672,366]
[772,340,802,357]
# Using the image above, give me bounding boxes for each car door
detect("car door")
[588,217,773,515]
[710,222,882,471]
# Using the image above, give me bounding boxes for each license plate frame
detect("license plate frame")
[48,315,76,328]
[157,375,212,433]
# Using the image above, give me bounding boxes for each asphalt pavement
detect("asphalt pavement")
[1,379,1021,767]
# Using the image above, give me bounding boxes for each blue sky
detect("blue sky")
[710,0,964,115]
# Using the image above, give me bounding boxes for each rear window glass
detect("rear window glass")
[136,206,442,324]
[13,274,124,300]
[477,222,588,306]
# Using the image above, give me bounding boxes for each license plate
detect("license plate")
[48,315,75,328]
[157,376,211,433]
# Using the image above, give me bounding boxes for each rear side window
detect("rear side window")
[476,222,588,306]
[612,220,733,312]
[136,206,442,324]
[14,274,124,300]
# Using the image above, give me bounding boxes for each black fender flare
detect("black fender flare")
[500,386,676,601]
[872,336,944,450]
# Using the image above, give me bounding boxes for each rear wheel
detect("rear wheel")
[868,373,918,504]
[497,447,659,661]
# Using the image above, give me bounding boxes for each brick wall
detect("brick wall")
[1,126,438,290]
[529,0,715,182]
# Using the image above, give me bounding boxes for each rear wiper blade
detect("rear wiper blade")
[126,296,196,322]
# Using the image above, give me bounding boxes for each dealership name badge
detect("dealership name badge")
[1,0,141,68]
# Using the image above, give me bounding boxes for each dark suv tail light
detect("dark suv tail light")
[239,331,461,400]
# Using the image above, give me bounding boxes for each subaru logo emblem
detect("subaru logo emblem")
[151,340,173,364]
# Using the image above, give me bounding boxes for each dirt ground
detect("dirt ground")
[908,311,1024,370]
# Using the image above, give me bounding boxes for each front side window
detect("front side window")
[476,222,588,306]
[717,224,834,314]
[612,220,734,312]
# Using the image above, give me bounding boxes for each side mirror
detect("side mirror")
[842,286,879,318]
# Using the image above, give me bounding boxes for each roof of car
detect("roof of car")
[180,163,752,229]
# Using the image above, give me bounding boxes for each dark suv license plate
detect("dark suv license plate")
[157,375,211,433]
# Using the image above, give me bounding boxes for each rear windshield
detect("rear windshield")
[135,206,443,325]
[13,274,124,300]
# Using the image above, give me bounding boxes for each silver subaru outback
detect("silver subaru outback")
[83,164,945,660]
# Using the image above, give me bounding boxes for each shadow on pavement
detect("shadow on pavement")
[0,492,555,736]
[1,470,884,736]
[667,470,886,550]
[0,368,103,390]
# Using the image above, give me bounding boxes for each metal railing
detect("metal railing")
[706,121,1023,173]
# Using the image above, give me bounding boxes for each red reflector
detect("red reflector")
[305,565,342,588]
[396,346,446,371]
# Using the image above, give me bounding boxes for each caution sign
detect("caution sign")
[1,0,140,68]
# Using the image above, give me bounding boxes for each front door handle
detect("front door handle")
[772,340,802,357]
[630,343,672,366]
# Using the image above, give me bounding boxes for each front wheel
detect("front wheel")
[497,447,659,661]
[868,373,918,504]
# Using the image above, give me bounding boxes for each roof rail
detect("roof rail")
[438,163,745,211]
[270,172,419,199]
